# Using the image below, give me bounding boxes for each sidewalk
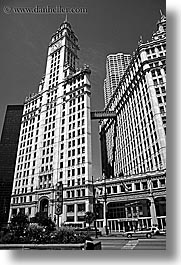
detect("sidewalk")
[92,232,126,240]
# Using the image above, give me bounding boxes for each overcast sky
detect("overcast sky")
[0,0,166,178]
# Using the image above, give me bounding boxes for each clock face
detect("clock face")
[51,41,62,52]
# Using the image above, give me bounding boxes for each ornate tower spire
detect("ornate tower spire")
[160,9,166,21]
[160,9,163,17]
[64,13,68,23]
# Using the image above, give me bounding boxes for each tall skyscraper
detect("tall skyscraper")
[9,18,93,226]
[104,53,131,106]
[0,105,23,228]
[100,12,166,178]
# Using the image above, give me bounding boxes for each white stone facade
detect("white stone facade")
[100,13,166,178]
[9,19,93,226]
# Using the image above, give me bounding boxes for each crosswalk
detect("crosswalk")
[121,240,138,249]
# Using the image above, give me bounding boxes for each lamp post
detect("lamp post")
[147,175,158,227]
[92,176,98,238]
[103,171,109,235]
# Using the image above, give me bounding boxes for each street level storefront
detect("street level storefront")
[94,169,166,233]
[96,197,166,232]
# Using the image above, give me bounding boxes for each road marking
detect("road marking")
[121,240,138,250]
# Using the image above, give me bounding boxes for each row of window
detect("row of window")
[66,73,84,87]
[67,166,86,177]
[67,178,85,187]
[66,188,85,198]
[67,203,85,212]
[14,186,33,195]
[15,177,34,187]
[96,178,166,196]
[61,110,85,126]
[24,96,42,111]
[64,81,84,94]
[12,195,32,204]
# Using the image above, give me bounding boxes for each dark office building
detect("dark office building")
[0,105,23,228]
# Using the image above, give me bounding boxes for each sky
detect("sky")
[0,0,166,179]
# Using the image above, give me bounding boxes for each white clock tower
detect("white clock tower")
[9,17,93,227]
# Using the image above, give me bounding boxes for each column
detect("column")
[61,203,67,223]
[123,221,125,232]
[132,182,135,191]
[74,203,78,222]
[103,200,107,234]
[85,200,89,212]
[136,205,141,230]
[149,196,158,226]
[125,206,128,218]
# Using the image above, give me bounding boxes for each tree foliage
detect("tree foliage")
[35,212,56,232]
[85,211,95,228]
[10,212,29,232]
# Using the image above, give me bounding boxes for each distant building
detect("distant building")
[104,53,131,107]
[0,105,23,228]
[9,18,93,226]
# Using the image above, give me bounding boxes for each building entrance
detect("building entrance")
[39,198,49,218]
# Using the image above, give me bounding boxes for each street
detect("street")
[93,235,166,250]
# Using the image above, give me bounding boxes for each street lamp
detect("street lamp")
[103,171,109,236]
[92,176,98,238]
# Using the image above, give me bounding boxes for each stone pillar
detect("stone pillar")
[74,203,78,222]
[149,196,158,226]
[61,203,66,223]
[85,200,89,212]
[103,200,107,234]
[125,206,128,218]
[123,221,125,232]
[136,205,141,230]
[132,182,135,191]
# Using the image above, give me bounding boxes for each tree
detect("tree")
[10,212,29,230]
[10,212,29,239]
[85,211,95,229]
[35,212,56,232]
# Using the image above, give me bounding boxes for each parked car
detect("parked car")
[149,226,160,235]
[123,229,155,238]
[160,228,166,235]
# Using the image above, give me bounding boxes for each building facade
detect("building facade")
[9,19,93,226]
[101,12,166,178]
[0,105,23,228]
[98,12,166,231]
[104,53,131,107]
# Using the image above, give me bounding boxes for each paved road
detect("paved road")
[134,238,166,250]
[97,238,127,250]
[94,236,166,250]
